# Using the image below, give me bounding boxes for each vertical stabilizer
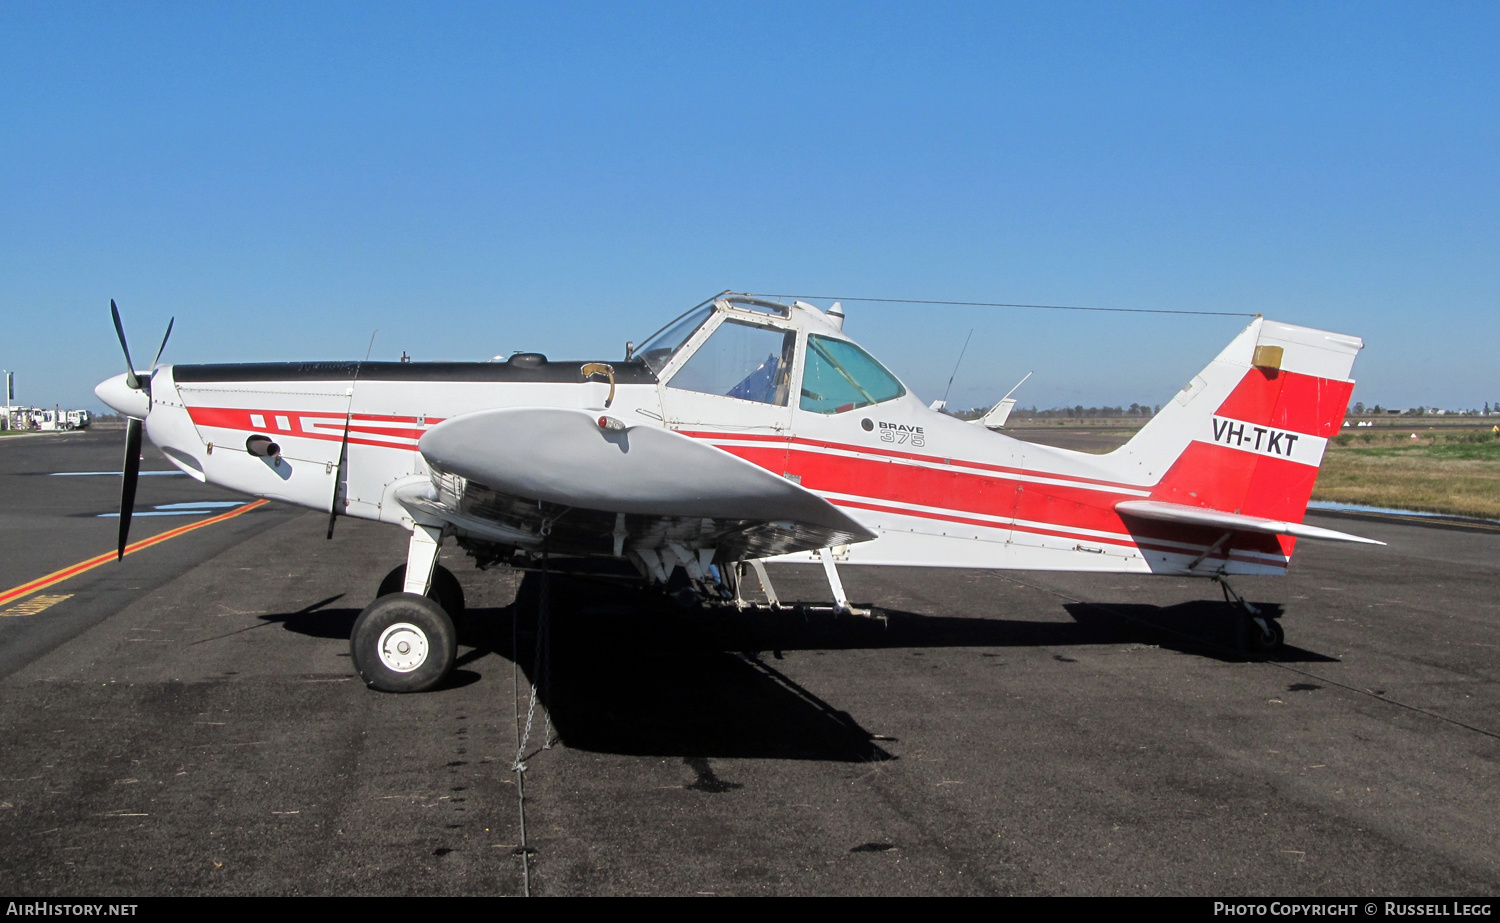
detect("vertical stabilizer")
[976,397,1017,429]
[1109,317,1363,530]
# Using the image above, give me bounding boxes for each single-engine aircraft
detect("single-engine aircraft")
[97,293,1379,692]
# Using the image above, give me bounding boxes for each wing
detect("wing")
[399,407,875,564]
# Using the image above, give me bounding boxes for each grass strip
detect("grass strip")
[1313,433,1500,520]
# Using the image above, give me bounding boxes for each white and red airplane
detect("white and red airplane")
[97,292,1378,692]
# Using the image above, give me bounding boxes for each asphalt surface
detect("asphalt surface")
[0,428,298,678]
[0,429,1497,896]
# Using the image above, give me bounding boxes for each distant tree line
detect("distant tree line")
[1012,403,1162,419]
[951,403,1161,421]
[1350,402,1499,416]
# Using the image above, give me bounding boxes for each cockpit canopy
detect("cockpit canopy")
[636,295,789,374]
[639,293,907,414]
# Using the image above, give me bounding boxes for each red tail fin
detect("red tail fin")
[1108,319,1365,570]
[1152,365,1354,522]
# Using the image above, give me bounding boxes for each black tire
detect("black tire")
[1246,616,1285,653]
[378,563,465,617]
[350,593,457,693]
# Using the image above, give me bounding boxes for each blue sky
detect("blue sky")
[2,1,1496,414]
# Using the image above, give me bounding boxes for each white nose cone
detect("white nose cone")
[95,372,152,418]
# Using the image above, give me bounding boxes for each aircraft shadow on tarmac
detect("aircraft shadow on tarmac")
[1060,600,1338,665]
[256,572,1333,763]
[484,573,893,763]
[259,594,356,638]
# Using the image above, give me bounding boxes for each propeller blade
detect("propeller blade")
[118,418,142,560]
[150,317,175,370]
[327,416,351,540]
[110,299,141,391]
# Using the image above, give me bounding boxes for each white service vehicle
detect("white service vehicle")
[22,407,91,431]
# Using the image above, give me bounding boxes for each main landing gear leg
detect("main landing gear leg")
[350,524,459,693]
[817,549,875,618]
[375,525,466,617]
[402,524,443,596]
[820,551,852,614]
[746,559,784,610]
[1215,575,1283,655]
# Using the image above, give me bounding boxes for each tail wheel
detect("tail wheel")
[1247,616,1285,653]
[350,593,457,693]
[378,563,465,617]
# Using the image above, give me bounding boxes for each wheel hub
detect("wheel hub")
[377,622,429,672]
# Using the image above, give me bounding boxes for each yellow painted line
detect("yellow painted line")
[0,499,269,607]
[2,594,72,617]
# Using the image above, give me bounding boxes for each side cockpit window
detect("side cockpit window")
[800,334,906,414]
[667,320,796,406]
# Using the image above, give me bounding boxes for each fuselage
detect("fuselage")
[101,295,1306,577]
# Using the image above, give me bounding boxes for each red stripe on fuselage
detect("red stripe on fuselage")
[700,435,1286,563]
[675,429,1133,490]
[722,442,1130,535]
[187,406,438,448]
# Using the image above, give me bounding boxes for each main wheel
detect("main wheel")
[1246,616,1285,653]
[378,563,465,617]
[350,593,457,693]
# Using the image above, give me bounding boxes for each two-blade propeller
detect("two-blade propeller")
[120,416,143,560]
[109,300,174,560]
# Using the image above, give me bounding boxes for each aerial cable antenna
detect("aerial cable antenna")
[328,330,378,540]
[755,293,1257,318]
[940,328,974,409]
[1001,370,1034,403]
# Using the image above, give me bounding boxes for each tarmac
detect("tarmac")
[0,428,1497,896]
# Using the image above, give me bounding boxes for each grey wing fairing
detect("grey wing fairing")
[403,407,875,561]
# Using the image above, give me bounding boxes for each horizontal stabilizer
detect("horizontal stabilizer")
[1115,500,1384,545]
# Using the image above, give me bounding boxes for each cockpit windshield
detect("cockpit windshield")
[635,294,791,374]
[636,304,714,374]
